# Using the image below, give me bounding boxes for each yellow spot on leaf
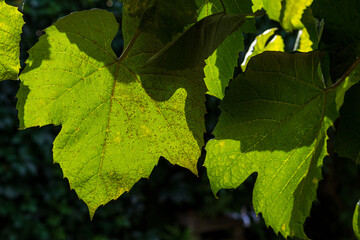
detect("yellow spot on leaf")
[218,140,226,147]
[312,177,318,184]
[140,125,152,135]
[281,223,286,232]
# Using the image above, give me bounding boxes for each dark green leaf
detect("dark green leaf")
[140,0,198,42]
[145,11,262,70]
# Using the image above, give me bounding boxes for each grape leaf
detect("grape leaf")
[196,0,255,99]
[335,83,360,164]
[354,201,360,240]
[145,10,262,70]
[241,28,284,71]
[17,9,206,217]
[252,0,312,31]
[0,0,24,81]
[139,0,197,43]
[205,52,339,238]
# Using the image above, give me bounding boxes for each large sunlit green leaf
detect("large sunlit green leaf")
[336,83,360,164]
[0,0,24,81]
[205,52,339,238]
[196,0,255,99]
[17,9,206,217]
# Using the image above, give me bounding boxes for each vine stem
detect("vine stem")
[327,57,360,90]
[118,29,141,62]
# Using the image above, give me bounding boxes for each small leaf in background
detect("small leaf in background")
[282,0,313,31]
[252,0,282,23]
[205,52,340,238]
[354,201,360,240]
[196,0,255,100]
[241,28,284,71]
[295,8,320,52]
[252,0,312,31]
[0,0,24,81]
[17,9,206,218]
[336,83,360,164]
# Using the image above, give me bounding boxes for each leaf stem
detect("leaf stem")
[327,57,360,90]
[118,29,141,62]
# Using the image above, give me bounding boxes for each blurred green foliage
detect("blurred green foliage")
[0,0,359,239]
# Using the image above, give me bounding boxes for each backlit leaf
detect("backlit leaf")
[205,52,339,238]
[196,0,255,99]
[354,201,360,240]
[252,0,312,31]
[241,28,284,71]
[0,0,24,81]
[17,9,206,217]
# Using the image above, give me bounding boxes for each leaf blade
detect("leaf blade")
[205,51,338,238]
[0,0,24,81]
[17,9,206,217]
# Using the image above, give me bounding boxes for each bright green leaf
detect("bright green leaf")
[282,0,313,30]
[205,52,339,238]
[354,201,360,240]
[196,0,255,99]
[252,0,312,31]
[296,8,320,51]
[336,83,360,164]
[145,10,262,70]
[241,28,284,71]
[252,0,282,22]
[0,0,24,81]
[17,9,206,217]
